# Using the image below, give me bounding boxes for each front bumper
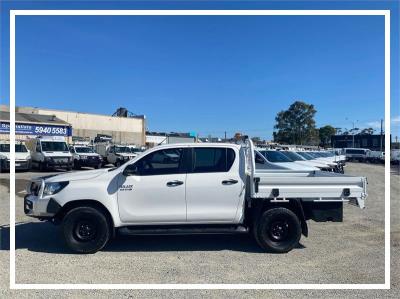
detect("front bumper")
[44,158,73,169]
[76,157,102,167]
[24,194,61,219]
[1,159,31,170]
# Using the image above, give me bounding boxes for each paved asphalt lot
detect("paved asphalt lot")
[0,163,399,298]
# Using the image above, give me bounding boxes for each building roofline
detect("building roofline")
[18,105,146,119]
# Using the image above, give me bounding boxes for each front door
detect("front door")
[117,147,187,223]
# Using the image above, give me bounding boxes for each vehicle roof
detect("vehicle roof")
[0,140,26,144]
[151,142,241,150]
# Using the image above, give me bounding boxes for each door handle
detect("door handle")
[222,179,238,185]
[166,180,184,187]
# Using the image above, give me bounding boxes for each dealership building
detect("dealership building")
[331,134,391,151]
[0,105,146,145]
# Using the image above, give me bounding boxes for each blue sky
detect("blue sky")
[1,1,399,140]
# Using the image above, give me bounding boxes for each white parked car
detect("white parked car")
[24,139,367,254]
[0,141,31,172]
[95,143,137,167]
[391,150,400,164]
[366,151,385,164]
[25,136,73,171]
[344,148,370,162]
[69,145,103,169]
[295,151,337,172]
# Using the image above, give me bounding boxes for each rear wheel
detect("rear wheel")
[254,207,301,253]
[62,206,111,254]
[73,160,81,170]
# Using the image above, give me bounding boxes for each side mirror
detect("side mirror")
[123,165,138,176]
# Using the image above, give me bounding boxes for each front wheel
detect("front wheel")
[38,161,45,172]
[62,206,111,254]
[253,207,301,253]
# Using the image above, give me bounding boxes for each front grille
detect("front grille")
[52,157,69,163]
[30,182,41,196]
[15,161,28,169]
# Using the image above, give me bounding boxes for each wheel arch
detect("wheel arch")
[247,198,308,237]
[55,199,116,237]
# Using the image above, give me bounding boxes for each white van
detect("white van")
[25,136,73,171]
[0,141,31,172]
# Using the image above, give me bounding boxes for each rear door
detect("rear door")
[185,147,243,223]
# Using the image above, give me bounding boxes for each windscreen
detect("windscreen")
[115,146,131,153]
[260,150,293,163]
[296,152,315,160]
[130,148,142,153]
[281,151,305,161]
[0,144,28,152]
[75,147,94,153]
[307,152,320,159]
[346,149,366,155]
[41,141,69,152]
[16,144,28,152]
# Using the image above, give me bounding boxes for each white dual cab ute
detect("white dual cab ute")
[24,138,367,254]
[69,143,103,169]
[95,143,138,167]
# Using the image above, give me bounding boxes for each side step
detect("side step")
[118,224,249,236]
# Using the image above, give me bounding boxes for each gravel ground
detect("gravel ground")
[0,162,399,298]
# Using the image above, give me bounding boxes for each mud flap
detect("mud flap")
[293,198,308,237]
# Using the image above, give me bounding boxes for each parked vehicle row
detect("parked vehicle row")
[0,136,144,172]
[1,137,395,173]
[255,149,345,173]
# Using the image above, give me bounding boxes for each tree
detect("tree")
[359,127,375,135]
[273,101,318,145]
[319,125,336,147]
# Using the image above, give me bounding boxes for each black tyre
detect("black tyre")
[62,206,111,254]
[73,160,81,170]
[38,161,45,172]
[115,160,121,167]
[253,207,301,253]
[95,163,102,169]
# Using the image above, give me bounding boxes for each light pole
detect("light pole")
[345,118,359,148]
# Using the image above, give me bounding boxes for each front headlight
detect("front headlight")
[42,181,69,196]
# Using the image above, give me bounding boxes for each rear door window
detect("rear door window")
[192,148,235,173]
